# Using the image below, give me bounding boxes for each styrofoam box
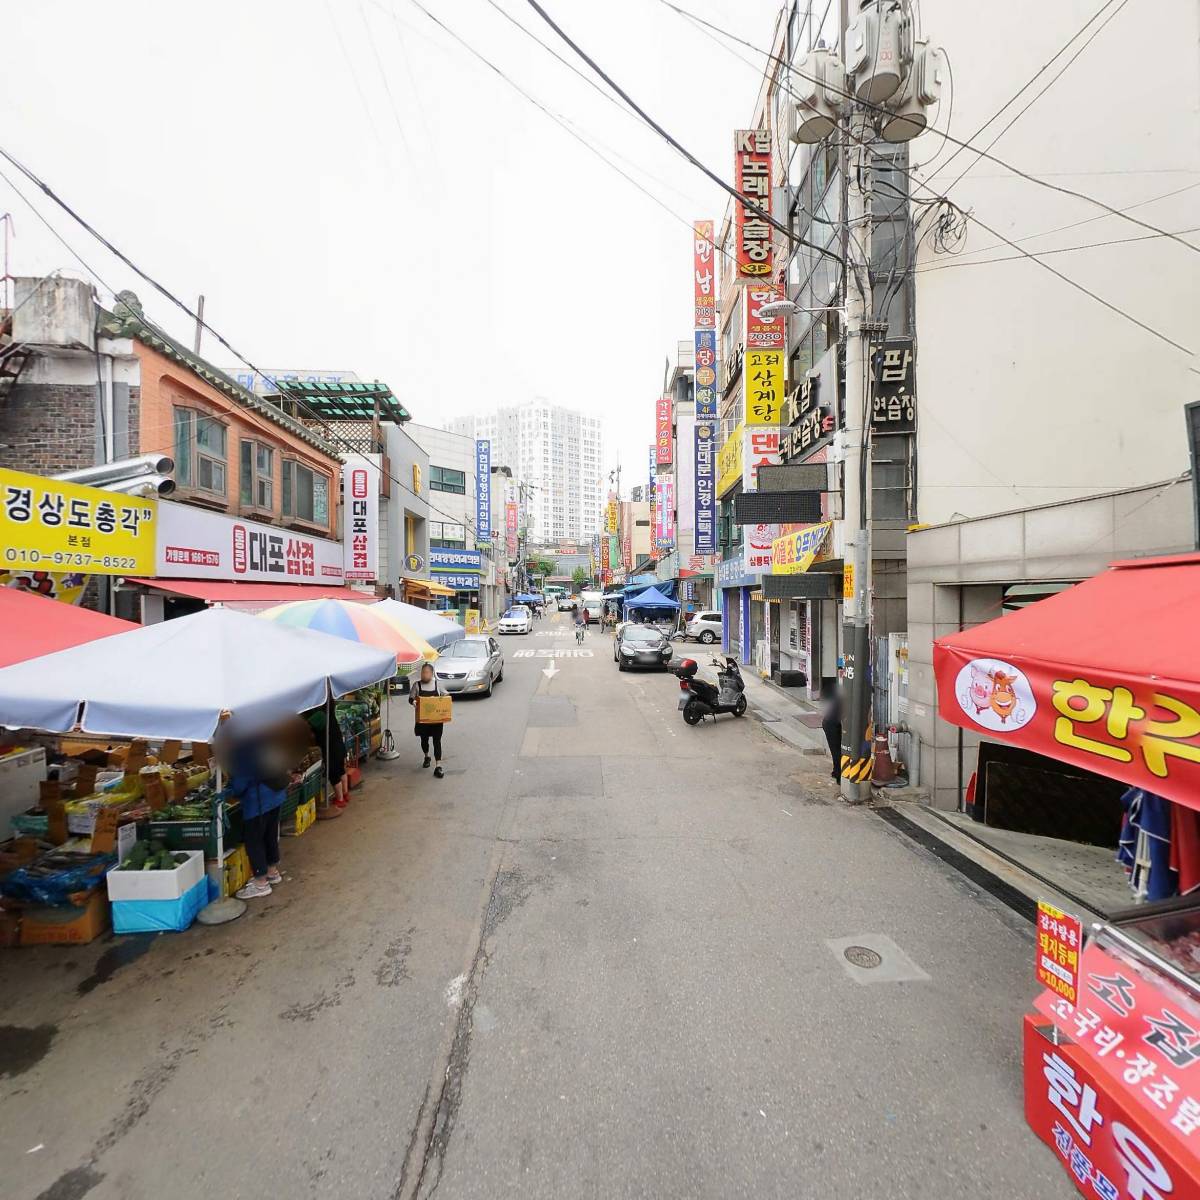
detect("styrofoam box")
[106,849,205,902]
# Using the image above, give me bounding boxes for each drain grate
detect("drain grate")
[843,945,883,970]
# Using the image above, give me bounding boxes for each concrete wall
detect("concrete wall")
[906,479,1195,809]
[910,0,1199,527]
[384,422,430,593]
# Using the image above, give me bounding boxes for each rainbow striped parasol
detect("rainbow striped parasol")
[257,598,432,666]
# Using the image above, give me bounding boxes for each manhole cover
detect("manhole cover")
[843,945,883,969]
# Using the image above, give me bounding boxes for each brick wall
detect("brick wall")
[0,382,98,474]
[0,382,142,475]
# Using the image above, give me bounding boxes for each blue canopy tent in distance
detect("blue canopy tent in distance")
[624,585,681,628]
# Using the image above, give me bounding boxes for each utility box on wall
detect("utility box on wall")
[12,276,95,351]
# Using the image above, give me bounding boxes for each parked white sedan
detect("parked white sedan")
[498,605,533,634]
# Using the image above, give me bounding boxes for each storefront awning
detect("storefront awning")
[126,578,377,611]
[933,553,1200,810]
[402,577,456,598]
[0,587,137,668]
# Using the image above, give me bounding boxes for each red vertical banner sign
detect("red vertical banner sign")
[734,129,772,281]
[1036,901,1083,1007]
[656,396,673,465]
[693,220,716,329]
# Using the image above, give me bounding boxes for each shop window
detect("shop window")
[430,520,466,549]
[173,407,227,497]
[282,459,329,526]
[239,440,274,510]
[430,466,466,494]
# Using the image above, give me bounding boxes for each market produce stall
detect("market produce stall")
[0,608,396,941]
[934,553,1200,1198]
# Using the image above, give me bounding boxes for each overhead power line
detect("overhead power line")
[655,0,1200,258]
[0,147,501,538]
[657,1,1193,356]
[938,0,1131,188]
[521,0,846,271]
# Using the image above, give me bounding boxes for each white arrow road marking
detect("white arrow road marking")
[542,660,559,680]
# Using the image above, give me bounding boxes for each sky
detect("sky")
[1,0,785,494]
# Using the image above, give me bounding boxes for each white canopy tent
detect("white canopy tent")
[370,598,465,651]
[0,607,397,741]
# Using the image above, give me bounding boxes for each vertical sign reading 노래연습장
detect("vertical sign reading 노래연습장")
[734,129,772,282]
[656,395,673,465]
[342,456,380,581]
[475,440,491,539]
[1,467,157,575]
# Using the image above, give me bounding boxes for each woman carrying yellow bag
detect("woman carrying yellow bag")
[408,661,451,778]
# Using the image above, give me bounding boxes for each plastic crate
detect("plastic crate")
[147,802,242,858]
[280,798,316,837]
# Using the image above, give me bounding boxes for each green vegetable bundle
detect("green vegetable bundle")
[118,843,190,872]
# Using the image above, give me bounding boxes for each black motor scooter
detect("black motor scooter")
[671,656,747,725]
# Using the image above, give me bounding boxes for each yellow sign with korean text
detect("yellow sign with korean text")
[0,467,157,575]
[465,609,481,634]
[605,500,618,534]
[716,423,744,498]
[744,349,785,426]
[771,521,831,575]
[843,562,855,600]
[412,464,422,494]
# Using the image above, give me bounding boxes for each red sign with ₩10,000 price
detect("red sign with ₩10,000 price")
[1038,901,1084,1007]
[1024,1014,1200,1200]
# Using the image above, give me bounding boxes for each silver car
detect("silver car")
[435,635,504,697]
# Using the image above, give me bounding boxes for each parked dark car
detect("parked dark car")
[614,624,673,671]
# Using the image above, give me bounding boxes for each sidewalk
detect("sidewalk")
[737,668,831,757]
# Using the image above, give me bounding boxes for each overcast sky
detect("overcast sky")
[1,0,784,491]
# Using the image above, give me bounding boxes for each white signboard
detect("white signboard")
[342,457,380,582]
[743,522,778,576]
[155,500,345,583]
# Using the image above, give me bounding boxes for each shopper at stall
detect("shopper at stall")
[226,733,289,899]
[305,697,348,808]
[409,661,447,778]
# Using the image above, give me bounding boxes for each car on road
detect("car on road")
[614,623,673,671]
[557,595,576,612]
[498,605,533,634]
[685,610,723,644]
[434,635,504,696]
[581,590,604,622]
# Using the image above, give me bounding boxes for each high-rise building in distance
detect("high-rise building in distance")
[448,400,604,542]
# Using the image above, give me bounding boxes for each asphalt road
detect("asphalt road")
[1,610,1075,1200]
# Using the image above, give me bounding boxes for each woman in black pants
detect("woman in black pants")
[409,662,446,778]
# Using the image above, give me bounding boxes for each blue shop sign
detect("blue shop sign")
[437,573,480,590]
[430,548,482,573]
[717,553,755,590]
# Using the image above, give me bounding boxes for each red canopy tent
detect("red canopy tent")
[933,553,1200,811]
[0,587,137,669]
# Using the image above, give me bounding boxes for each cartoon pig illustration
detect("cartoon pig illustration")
[967,665,992,714]
[989,672,1018,723]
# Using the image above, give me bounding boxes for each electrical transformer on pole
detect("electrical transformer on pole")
[792,0,944,800]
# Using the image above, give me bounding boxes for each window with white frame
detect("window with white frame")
[282,459,329,525]
[239,440,274,509]
[173,407,228,497]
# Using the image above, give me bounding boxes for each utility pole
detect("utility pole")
[839,110,875,801]
[789,0,944,798]
[193,294,205,355]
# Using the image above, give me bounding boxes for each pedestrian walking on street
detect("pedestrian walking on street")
[409,661,447,778]
[226,733,289,899]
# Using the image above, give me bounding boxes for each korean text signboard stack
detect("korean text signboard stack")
[475,440,491,539]
[693,219,717,555]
